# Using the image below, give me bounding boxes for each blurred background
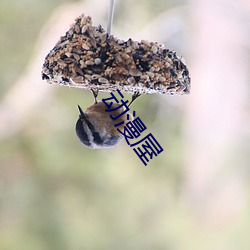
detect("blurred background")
[1,0,250,249]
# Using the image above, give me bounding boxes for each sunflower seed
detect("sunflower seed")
[128,77,135,84]
[65,52,72,58]
[85,60,94,66]
[141,40,150,47]
[75,24,80,34]
[72,76,83,83]
[81,25,88,34]
[72,53,80,60]
[151,45,158,54]
[57,59,67,66]
[82,43,90,50]
[140,75,149,82]
[98,77,109,84]
[147,72,154,78]
[92,74,101,79]
[74,66,83,75]
[63,58,75,64]
[129,68,142,77]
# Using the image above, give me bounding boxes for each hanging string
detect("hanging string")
[107,0,115,34]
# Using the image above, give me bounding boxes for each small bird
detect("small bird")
[75,89,135,149]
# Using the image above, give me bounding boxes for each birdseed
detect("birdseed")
[42,14,190,95]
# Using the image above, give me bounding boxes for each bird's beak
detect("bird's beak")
[77,105,86,119]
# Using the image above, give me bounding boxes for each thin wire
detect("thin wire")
[107,0,115,34]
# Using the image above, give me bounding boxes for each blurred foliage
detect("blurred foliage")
[0,1,187,249]
[0,0,71,98]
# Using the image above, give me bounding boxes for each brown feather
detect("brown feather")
[85,101,133,136]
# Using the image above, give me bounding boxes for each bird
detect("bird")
[75,89,137,149]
